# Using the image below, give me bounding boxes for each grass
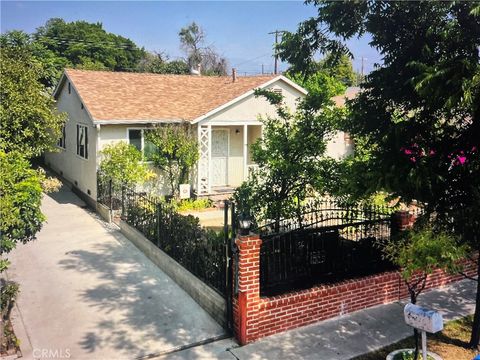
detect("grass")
[353,315,478,360]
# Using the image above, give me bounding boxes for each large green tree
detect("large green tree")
[0,38,66,158]
[279,0,480,347]
[33,18,145,74]
[234,78,345,229]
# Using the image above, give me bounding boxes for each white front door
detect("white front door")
[211,129,229,186]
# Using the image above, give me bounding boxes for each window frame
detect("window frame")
[76,124,89,159]
[57,125,66,149]
[126,127,155,162]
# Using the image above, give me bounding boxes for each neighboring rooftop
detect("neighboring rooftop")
[59,69,278,122]
[332,86,361,107]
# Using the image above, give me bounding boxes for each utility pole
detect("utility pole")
[269,30,286,75]
[261,64,264,75]
[361,56,366,78]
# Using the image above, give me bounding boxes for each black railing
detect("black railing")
[257,199,396,297]
[97,174,228,296]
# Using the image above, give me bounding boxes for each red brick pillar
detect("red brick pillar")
[233,234,262,345]
[391,210,416,234]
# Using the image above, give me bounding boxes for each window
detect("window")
[76,124,88,159]
[68,82,71,94]
[57,125,66,149]
[128,129,157,161]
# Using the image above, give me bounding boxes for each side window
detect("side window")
[76,124,88,159]
[128,129,157,161]
[57,125,66,149]
[128,129,142,152]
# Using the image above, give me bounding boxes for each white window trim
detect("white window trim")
[76,124,89,160]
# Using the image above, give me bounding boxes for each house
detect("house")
[45,69,353,206]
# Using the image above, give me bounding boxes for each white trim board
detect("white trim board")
[191,76,307,124]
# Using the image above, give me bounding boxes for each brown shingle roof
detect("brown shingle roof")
[63,69,277,122]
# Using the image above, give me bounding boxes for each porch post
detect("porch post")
[243,124,248,181]
[197,124,202,194]
[208,124,212,194]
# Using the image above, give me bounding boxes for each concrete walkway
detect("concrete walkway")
[168,279,477,359]
[6,186,226,360]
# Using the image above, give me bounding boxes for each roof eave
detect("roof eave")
[191,75,308,124]
[92,118,188,125]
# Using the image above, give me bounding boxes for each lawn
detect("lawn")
[353,315,479,360]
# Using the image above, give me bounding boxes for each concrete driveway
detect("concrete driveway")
[6,186,229,359]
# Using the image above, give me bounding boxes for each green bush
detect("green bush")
[175,198,213,212]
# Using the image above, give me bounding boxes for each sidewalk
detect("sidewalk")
[165,279,476,359]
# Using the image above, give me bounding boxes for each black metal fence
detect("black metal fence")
[97,174,228,296]
[256,199,396,297]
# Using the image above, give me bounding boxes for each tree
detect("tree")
[0,36,66,159]
[33,18,145,73]
[136,51,190,75]
[145,124,199,198]
[287,53,357,87]
[0,151,45,272]
[384,226,467,359]
[0,30,69,89]
[99,142,155,186]
[234,84,344,229]
[279,0,480,347]
[178,22,227,75]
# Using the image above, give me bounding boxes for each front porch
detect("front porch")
[196,123,261,195]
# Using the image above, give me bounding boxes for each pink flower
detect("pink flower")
[410,157,417,163]
[457,156,467,165]
[404,149,413,155]
[429,150,436,156]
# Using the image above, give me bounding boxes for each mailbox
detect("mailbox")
[404,303,443,333]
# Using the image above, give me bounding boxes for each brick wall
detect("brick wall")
[233,233,477,345]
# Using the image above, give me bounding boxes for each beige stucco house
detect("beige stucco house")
[45,69,353,206]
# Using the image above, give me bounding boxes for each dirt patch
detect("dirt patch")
[353,315,478,360]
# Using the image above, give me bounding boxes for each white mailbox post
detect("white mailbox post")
[404,304,443,360]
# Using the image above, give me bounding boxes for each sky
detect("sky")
[1,1,381,75]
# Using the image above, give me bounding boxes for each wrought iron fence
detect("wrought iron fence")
[97,173,228,296]
[256,198,396,297]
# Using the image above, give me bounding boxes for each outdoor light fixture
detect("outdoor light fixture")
[238,214,252,236]
[235,129,240,134]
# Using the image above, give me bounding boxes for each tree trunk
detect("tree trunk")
[469,255,480,349]
[410,290,420,360]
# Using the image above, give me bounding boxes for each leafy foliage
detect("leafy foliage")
[136,52,190,75]
[99,142,155,186]
[234,86,344,227]
[0,151,45,272]
[384,226,467,358]
[281,0,480,347]
[33,18,145,73]
[145,124,199,197]
[175,198,213,212]
[0,39,66,158]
